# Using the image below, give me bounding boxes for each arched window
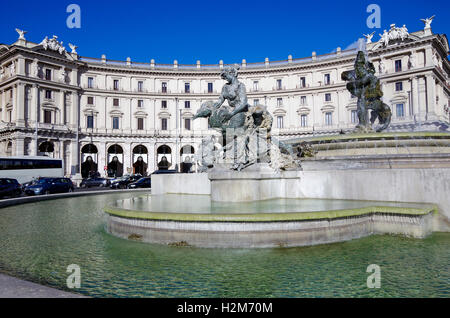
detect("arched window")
[108,144,123,154]
[81,144,98,154]
[157,145,171,155]
[133,145,148,154]
[39,141,54,153]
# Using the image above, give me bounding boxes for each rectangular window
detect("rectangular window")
[113,80,119,90]
[351,110,358,124]
[253,81,259,91]
[208,83,213,93]
[137,118,144,130]
[300,77,306,88]
[138,81,144,92]
[301,114,307,127]
[396,103,405,118]
[88,77,94,88]
[325,93,331,102]
[395,82,403,91]
[185,83,190,93]
[185,118,191,131]
[162,82,167,93]
[325,112,333,126]
[113,98,119,106]
[277,116,284,129]
[324,73,331,85]
[254,99,259,106]
[45,69,51,80]
[87,115,94,128]
[87,96,94,105]
[395,60,402,72]
[185,101,190,109]
[161,118,168,130]
[161,100,167,109]
[45,90,52,99]
[112,117,120,129]
[300,96,307,105]
[277,98,283,107]
[44,110,52,124]
[138,100,143,108]
[276,79,282,90]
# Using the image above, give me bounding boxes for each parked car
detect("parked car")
[0,178,22,199]
[127,177,151,189]
[80,177,110,188]
[110,175,142,189]
[151,170,178,175]
[24,177,74,196]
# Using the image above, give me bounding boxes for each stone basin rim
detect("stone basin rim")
[104,204,438,223]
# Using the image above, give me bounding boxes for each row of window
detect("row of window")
[87,78,216,94]
[83,105,405,131]
[87,65,408,94]
[85,116,192,131]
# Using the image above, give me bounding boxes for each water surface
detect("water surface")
[0,193,448,298]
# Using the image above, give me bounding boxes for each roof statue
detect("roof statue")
[421,15,435,29]
[68,43,78,54]
[15,28,27,40]
[40,35,66,54]
[363,32,375,44]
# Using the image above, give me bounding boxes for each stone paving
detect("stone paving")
[0,273,87,298]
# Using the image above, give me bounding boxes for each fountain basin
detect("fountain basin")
[105,195,437,248]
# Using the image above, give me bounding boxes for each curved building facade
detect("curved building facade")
[0,22,449,178]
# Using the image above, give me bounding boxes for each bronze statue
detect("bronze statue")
[341,51,391,132]
[193,65,298,171]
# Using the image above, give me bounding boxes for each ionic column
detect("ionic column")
[1,90,6,123]
[15,137,25,156]
[71,91,80,129]
[412,77,421,121]
[59,90,65,125]
[425,74,437,120]
[15,83,26,127]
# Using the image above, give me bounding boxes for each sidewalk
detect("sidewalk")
[0,273,87,298]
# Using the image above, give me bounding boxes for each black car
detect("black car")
[24,178,74,196]
[80,177,110,188]
[110,175,142,189]
[151,169,178,175]
[0,178,22,199]
[127,177,151,189]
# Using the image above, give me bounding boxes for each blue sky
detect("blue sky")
[1,0,448,64]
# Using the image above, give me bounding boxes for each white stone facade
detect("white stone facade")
[0,25,449,178]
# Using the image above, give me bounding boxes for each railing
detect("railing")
[79,48,358,71]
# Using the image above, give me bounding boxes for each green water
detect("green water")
[116,194,432,214]
[0,193,448,298]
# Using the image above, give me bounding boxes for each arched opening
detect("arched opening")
[156,145,172,170]
[133,145,148,176]
[38,141,54,157]
[81,144,99,179]
[180,145,195,173]
[107,144,124,177]
[5,141,12,156]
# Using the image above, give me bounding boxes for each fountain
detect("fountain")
[104,61,450,248]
